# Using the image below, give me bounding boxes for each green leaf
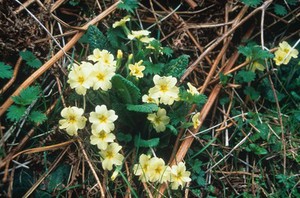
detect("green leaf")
[240,0,262,7]
[69,0,80,6]
[163,55,189,78]
[274,4,287,16]
[12,86,41,106]
[180,90,207,105]
[244,86,260,100]
[134,135,160,148]
[111,74,141,104]
[161,47,173,57]
[143,61,164,75]
[29,111,47,124]
[238,44,273,61]
[286,0,298,6]
[116,132,132,143]
[86,25,108,51]
[20,50,42,68]
[7,105,26,122]
[0,62,13,79]
[118,0,139,13]
[107,28,126,50]
[126,103,158,113]
[257,123,269,140]
[246,143,268,155]
[219,72,232,86]
[235,70,256,83]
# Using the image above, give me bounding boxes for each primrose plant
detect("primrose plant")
[57,15,207,190]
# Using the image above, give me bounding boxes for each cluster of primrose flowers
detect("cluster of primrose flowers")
[58,15,204,187]
[273,41,299,66]
[133,154,191,190]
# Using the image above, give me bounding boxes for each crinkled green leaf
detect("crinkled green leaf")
[7,105,26,122]
[134,135,159,148]
[126,103,158,113]
[29,111,47,124]
[0,62,13,79]
[111,74,141,104]
[163,55,189,78]
[143,61,164,75]
[86,25,108,51]
[180,90,207,105]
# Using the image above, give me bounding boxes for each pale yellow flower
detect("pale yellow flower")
[147,108,170,132]
[59,106,87,136]
[148,75,180,105]
[128,30,150,40]
[89,105,118,133]
[67,62,94,95]
[88,48,103,62]
[279,41,299,58]
[192,112,201,129]
[148,157,168,183]
[100,143,124,171]
[274,49,290,66]
[142,94,159,104]
[187,82,199,95]
[90,129,116,150]
[91,62,116,91]
[169,162,191,190]
[273,41,299,66]
[99,50,117,67]
[129,60,145,78]
[117,49,123,59]
[112,15,130,28]
[133,154,151,182]
[140,37,155,43]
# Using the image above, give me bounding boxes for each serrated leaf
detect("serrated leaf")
[240,0,262,7]
[126,103,158,113]
[134,135,159,148]
[116,132,132,143]
[286,0,298,6]
[117,0,139,13]
[161,47,173,57]
[274,4,287,16]
[7,105,26,122]
[180,90,207,105]
[143,61,164,75]
[235,70,256,83]
[29,111,47,124]
[107,28,125,49]
[0,62,13,79]
[111,74,141,104]
[20,50,42,68]
[86,25,108,51]
[266,89,285,103]
[12,86,41,106]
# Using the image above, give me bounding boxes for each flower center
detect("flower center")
[154,116,161,124]
[155,166,162,174]
[78,76,85,84]
[69,115,76,123]
[97,73,105,81]
[98,115,108,123]
[106,151,113,159]
[98,131,107,139]
[159,84,168,92]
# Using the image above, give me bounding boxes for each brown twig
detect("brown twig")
[0,57,22,95]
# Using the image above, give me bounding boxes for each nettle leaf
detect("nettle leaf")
[134,135,159,148]
[163,55,189,78]
[20,50,42,68]
[29,111,47,124]
[266,89,285,103]
[107,28,126,50]
[7,105,26,122]
[240,0,262,7]
[286,0,298,6]
[161,47,173,57]
[118,0,139,13]
[238,44,273,61]
[86,25,108,51]
[126,103,158,113]
[274,4,287,16]
[0,62,13,79]
[12,86,41,106]
[143,61,164,75]
[244,86,260,100]
[235,70,256,83]
[111,74,141,104]
[219,72,232,86]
